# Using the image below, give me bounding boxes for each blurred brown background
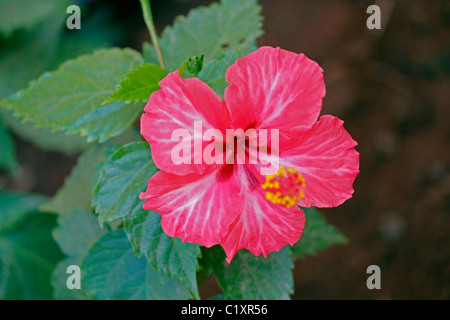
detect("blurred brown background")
[6,0,450,299]
[254,0,450,300]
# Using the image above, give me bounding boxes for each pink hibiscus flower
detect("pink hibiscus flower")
[140,46,359,262]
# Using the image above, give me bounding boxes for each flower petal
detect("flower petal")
[139,168,242,248]
[220,166,305,262]
[225,46,325,134]
[141,71,230,176]
[281,115,360,208]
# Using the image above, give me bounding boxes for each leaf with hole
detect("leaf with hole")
[143,0,262,71]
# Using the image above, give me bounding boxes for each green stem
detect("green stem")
[139,0,166,70]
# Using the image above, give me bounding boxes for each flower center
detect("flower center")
[261,166,306,208]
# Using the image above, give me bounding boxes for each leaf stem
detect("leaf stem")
[139,0,166,70]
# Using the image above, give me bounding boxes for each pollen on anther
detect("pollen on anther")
[261,166,306,208]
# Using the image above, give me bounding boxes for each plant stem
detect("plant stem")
[139,0,166,70]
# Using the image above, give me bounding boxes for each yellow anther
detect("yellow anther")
[261,175,274,190]
[262,166,306,208]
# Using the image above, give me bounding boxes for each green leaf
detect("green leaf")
[199,50,245,97]
[53,209,107,259]
[1,48,143,143]
[0,190,47,232]
[104,63,167,104]
[198,245,226,283]
[210,246,294,300]
[0,12,119,101]
[93,141,158,224]
[0,17,89,155]
[143,0,263,71]
[291,207,348,260]
[0,191,63,299]
[0,17,66,99]
[0,14,120,154]
[51,258,89,300]
[82,229,191,300]
[0,10,121,100]
[0,115,17,172]
[1,110,91,155]
[40,145,116,215]
[0,0,66,37]
[124,208,201,299]
[51,209,106,300]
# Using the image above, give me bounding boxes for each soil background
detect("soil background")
[5,0,449,299]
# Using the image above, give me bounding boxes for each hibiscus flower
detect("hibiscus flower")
[140,46,359,262]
